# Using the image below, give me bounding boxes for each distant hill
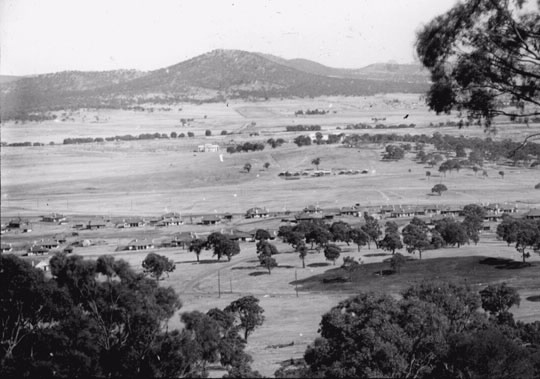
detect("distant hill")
[258,53,430,82]
[0,75,24,84]
[1,49,430,120]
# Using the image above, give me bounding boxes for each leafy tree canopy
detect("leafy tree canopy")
[301,281,540,379]
[416,0,540,128]
[142,252,175,280]
[224,296,265,341]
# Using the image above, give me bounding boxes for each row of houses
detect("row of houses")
[25,237,72,256]
[1,218,33,234]
[41,213,67,223]
[336,203,522,219]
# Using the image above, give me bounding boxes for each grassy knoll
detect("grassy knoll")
[293,255,540,296]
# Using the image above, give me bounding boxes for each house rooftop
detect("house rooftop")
[526,208,540,217]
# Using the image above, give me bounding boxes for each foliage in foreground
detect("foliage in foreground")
[0,254,261,378]
[416,0,539,124]
[280,281,540,378]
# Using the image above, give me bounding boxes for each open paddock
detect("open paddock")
[2,137,538,219]
[2,95,540,377]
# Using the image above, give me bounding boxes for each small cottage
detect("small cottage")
[126,239,154,250]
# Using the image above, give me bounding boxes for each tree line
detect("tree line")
[285,125,321,132]
[346,122,416,129]
[273,205,501,265]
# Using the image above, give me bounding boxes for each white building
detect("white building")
[197,144,220,152]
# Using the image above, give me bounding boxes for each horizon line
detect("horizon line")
[0,48,421,77]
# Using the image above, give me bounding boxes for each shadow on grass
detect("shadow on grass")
[323,276,349,283]
[176,259,225,265]
[479,257,532,269]
[307,262,331,268]
[249,271,268,277]
[526,295,540,302]
[278,265,295,269]
[364,252,391,257]
[231,266,259,270]
[374,269,395,276]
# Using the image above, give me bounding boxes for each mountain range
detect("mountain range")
[0,49,430,120]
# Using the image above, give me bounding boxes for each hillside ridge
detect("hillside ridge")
[1,49,430,120]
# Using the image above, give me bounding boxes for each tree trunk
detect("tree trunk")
[302,257,305,268]
[419,250,423,260]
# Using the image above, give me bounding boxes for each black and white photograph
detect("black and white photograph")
[1,0,539,377]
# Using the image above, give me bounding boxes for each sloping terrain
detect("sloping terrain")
[1,49,430,120]
[259,53,430,82]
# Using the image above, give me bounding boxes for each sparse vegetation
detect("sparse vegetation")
[431,183,448,196]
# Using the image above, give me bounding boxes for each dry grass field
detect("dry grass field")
[49,233,539,377]
[1,95,539,377]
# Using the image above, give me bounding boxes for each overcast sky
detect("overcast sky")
[0,0,458,76]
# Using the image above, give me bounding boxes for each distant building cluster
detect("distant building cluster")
[2,203,539,271]
[197,143,220,152]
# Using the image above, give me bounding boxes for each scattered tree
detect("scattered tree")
[379,223,403,254]
[389,253,407,274]
[383,145,405,160]
[305,223,332,252]
[189,238,206,262]
[142,252,176,280]
[297,241,308,269]
[349,227,369,252]
[224,296,265,341]
[462,204,487,244]
[293,135,312,147]
[311,157,321,170]
[402,217,431,259]
[434,218,469,247]
[258,251,278,274]
[496,217,540,263]
[341,256,362,281]
[499,170,505,179]
[361,213,382,249]
[330,221,351,245]
[264,162,270,170]
[431,183,448,196]
[244,163,252,173]
[324,244,341,265]
[206,232,241,261]
[254,229,271,242]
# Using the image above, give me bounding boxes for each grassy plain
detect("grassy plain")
[2,95,539,217]
[1,94,540,377]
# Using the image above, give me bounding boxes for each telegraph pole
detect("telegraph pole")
[218,270,221,298]
[295,270,298,297]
